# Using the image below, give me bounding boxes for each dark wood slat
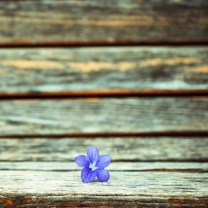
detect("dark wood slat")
[0,98,207,135]
[0,171,207,207]
[0,162,207,172]
[0,47,207,93]
[0,1,208,45]
[0,138,207,162]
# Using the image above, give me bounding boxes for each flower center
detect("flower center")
[89,161,97,171]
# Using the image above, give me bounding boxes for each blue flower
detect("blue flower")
[75,146,111,183]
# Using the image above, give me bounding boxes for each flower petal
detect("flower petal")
[96,155,112,169]
[81,167,97,183]
[75,155,89,167]
[97,169,110,182]
[87,146,99,164]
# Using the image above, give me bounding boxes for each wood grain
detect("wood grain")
[0,162,207,172]
[0,0,208,45]
[0,98,207,135]
[0,171,207,207]
[0,138,207,162]
[1,1,207,206]
[0,47,207,94]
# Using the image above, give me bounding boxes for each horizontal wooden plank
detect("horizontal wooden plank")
[0,138,207,162]
[0,162,207,172]
[0,171,207,207]
[0,47,208,93]
[0,98,207,135]
[0,0,208,45]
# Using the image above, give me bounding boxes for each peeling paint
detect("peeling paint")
[0,60,65,70]
[0,198,13,205]
[187,65,208,73]
[25,198,33,203]
[139,57,202,68]
[69,62,136,72]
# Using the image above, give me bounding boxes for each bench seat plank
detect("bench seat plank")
[0,138,207,162]
[0,47,207,94]
[0,98,207,135]
[0,171,207,207]
[0,0,208,45]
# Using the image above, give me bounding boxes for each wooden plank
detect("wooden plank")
[0,171,207,207]
[0,98,207,135]
[0,138,207,162]
[0,162,207,172]
[0,0,208,45]
[0,47,208,94]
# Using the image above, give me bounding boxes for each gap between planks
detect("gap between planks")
[0,90,208,100]
[0,162,207,173]
[0,131,208,138]
[1,41,208,47]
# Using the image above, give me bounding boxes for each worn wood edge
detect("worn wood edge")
[0,89,208,99]
[0,171,207,207]
[0,162,207,172]
[0,196,208,208]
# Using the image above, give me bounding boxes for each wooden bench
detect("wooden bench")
[0,0,208,207]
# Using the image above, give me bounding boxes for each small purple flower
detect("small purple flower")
[75,146,111,183]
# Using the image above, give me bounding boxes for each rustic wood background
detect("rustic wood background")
[0,0,208,207]
[1,0,208,45]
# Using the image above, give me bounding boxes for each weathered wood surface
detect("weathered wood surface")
[0,0,208,45]
[0,171,207,207]
[0,138,207,162]
[0,98,207,135]
[1,1,207,207]
[0,162,207,172]
[0,47,208,94]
